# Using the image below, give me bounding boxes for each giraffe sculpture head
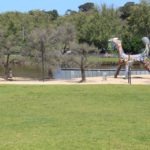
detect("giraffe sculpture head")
[108,37,124,55]
[109,37,122,47]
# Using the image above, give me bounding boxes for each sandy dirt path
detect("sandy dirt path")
[0,75,150,85]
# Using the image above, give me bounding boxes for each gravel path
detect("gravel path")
[0,75,150,85]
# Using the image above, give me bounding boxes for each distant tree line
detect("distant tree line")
[0,0,150,81]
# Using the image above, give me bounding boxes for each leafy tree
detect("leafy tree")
[119,2,135,20]
[27,27,60,80]
[0,13,23,80]
[127,1,150,37]
[55,23,77,69]
[78,2,95,12]
[140,0,150,4]
[119,1,150,54]
[26,24,75,80]
[44,9,59,20]
[122,36,145,54]
[77,5,122,51]
[57,23,76,54]
[70,42,98,82]
[28,10,49,28]
[65,9,77,16]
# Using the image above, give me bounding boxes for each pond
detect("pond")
[0,65,149,80]
[54,68,149,80]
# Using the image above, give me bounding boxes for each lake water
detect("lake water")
[0,65,149,80]
[54,69,149,80]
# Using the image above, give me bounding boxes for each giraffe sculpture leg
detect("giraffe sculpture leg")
[114,60,124,78]
[141,60,150,72]
[114,63,123,78]
[125,63,129,79]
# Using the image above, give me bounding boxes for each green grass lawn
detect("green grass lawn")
[88,56,118,63]
[0,85,150,150]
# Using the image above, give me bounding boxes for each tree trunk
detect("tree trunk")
[80,66,86,82]
[80,55,86,82]
[41,39,45,81]
[48,68,54,79]
[4,54,10,80]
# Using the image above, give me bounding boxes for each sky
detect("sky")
[0,0,140,15]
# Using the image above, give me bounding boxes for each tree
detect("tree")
[55,23,77,69]
[70,42,98,82]
[65,9,77,16]
[119,2,135,20]
[79,2,95,12]
[0,13,22,80]
[120,1,150,54]
[127,1,150,37]
[140,0,150,4]
[44,10,59,20]
[26,24,76,80]
[122,36,145,54]
[27,27,60,80]
[57,23,76,54]
[77,5,122,51]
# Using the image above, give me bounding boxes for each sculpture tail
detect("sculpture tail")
[142,37,150,56]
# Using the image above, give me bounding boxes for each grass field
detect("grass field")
[0,85,150,150]
[88,56,118,63]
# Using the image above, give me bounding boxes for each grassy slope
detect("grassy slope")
[0,85,150,150]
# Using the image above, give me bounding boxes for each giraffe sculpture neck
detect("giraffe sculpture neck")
[115,42,125,57]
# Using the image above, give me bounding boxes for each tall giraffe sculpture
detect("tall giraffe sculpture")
[109,37,150,78]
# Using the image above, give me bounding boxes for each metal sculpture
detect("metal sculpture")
[109,37,150,78]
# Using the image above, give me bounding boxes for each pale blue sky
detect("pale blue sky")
[0,0,140,15]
